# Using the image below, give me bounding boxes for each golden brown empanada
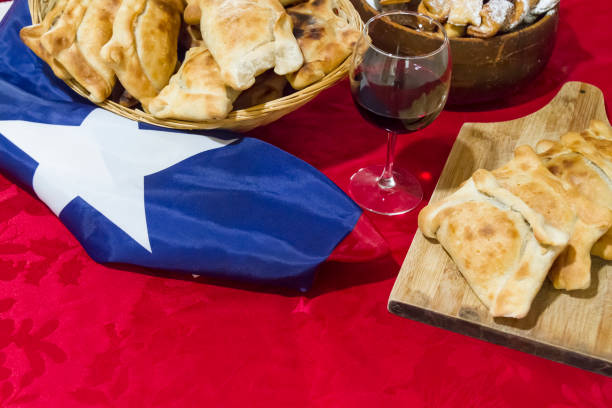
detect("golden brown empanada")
[196,0,304,91]
[537,120,612,262]
[148,46,239,121]
[20,0,121,102]
[419,146,576,318]
[495,139,610,291]
[100,0,185,109]
[20,0,71,79]
[286,0,360,90]
[536,140,612,289]
[185,0,303,27]
[548,190,611,291]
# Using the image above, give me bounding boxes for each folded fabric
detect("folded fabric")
[0,0,365,290]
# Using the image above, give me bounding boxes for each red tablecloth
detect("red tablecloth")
[1,0,611,406]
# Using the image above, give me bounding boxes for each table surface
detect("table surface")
[0,0,611,406]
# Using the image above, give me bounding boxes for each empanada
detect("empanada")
[537,121,612,262]
[286,0,360,90]
[100,0,185,109]
[20,0,71,79]
[185,0,303,26]
[197,0,304,91]
[419,146,576,318]
[20,0,121,102]
[517,140,612,291]
[148,46,239,121]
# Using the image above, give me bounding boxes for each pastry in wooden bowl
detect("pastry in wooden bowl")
[351,0,560,104]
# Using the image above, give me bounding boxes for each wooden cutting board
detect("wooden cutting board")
[388,82,612,377]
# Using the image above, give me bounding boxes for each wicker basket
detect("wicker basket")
[29,0,364,132]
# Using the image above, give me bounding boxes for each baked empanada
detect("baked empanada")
[537,120,612,262]
[148,46,239,121]
[506,140,611,291]
[100,0,185,109]
[20,0,71,79]
[286,0,360,90]
[20,0,121,102]
[197,0,304,91]
[419,146,576,318]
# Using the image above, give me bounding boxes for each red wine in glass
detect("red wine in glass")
[351,63,451,133]
[348,11,451,215]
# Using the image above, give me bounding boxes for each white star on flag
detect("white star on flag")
[0,108,234,252]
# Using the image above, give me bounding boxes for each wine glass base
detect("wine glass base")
[349,165,423,215]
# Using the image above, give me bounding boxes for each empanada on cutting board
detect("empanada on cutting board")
[389,82,612,377]
[419,146,577,318]
[537,122,612,290]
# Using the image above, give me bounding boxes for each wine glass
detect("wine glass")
[349,11,451,215]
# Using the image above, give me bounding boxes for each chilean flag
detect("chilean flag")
[0,0,386,291]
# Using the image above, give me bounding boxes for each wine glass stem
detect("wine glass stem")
[378,130,398,189]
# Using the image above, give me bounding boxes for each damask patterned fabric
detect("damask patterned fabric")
[0,0,610,406]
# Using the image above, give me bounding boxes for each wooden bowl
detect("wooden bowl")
[351,0,559,105]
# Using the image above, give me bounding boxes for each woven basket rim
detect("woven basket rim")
[29,0,364,131]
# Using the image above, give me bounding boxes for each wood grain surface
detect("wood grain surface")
[388,82,612,376]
